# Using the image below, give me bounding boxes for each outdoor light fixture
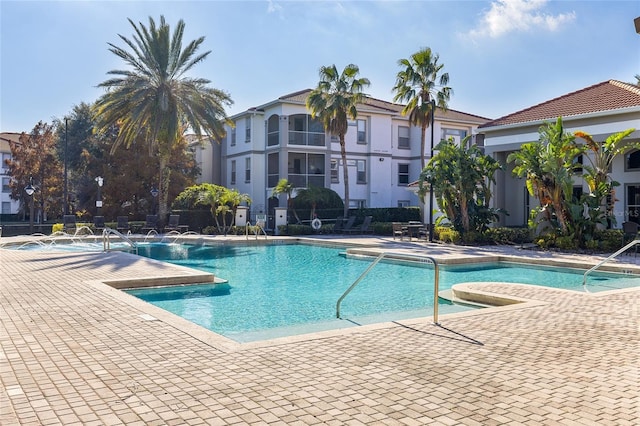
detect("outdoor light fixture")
[95,176,104,212]
[150,187,159,215]
[24,176,35,233]
[429,99,435,242]
[24,176,35,196]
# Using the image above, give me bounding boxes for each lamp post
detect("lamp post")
[428,99,435,242]
[150,187,159,215]
[95,176,103,216]
[64,118,68,215]
[24,176,35,234]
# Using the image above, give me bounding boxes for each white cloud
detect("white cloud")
[466,0,576,39]
[267,0,282,14]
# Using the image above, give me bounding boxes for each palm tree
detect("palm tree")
[392,47,452,169]
[508,117,582,234]
[272,178,300,223]
[574,128,639,224]
[306,64,370,218]
[93,16,233,223]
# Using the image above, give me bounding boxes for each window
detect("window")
[398,164,410,186]
[357,119,366,144]
[398,200,410,208]
[573,155,583,174]
[626,184,640,224]
[230,160,236,184]
[231,127,236,146]
[245,117,251,143]
[626,150,640,171]
[245,158,251,182]
[349,199,366,209]
[267,115,279,146]
[288,114,325,146]
[398,126,410,149]
[267,153,279,187]
[1,153,10,173]
[330,159,339,183]
[288,153,325,187]
[1,201,10,214]
[356,160,366,184]
[441,128,468,145]
[572,186,583,203]
[2,177,10,193]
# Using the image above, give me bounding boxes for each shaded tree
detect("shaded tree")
[294,186,344,221]
[306,64,370,217]
[5,121,63,222]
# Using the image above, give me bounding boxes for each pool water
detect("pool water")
[125,243,640,342]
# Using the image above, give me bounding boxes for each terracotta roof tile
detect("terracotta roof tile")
[479,80,640,128]
[275,89,489,123]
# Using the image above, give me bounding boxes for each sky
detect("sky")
[1,0,639,133]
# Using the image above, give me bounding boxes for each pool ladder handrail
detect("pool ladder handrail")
[245,221,268,240]
[336,252,440,324]
[102,227,138,254]
[583,238,640,285]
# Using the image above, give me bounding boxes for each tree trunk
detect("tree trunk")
[158,155,171,227]
[340,135,349,218]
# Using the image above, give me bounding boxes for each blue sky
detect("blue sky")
[1,0,639,132]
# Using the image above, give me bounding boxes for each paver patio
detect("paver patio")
[1,236,638,425]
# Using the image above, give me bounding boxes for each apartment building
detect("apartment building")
[194,89,489,224]
[479,80,640,228]
[0,133,20,215]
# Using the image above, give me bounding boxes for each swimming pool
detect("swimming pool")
[125,243,640,342]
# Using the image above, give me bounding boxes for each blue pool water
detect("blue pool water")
[125,243,640,342]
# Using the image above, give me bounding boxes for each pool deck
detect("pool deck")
[1,235,639,425]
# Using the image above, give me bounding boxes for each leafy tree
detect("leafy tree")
[508,117,582,235]
[392,47,452,168]
[93,15,233,224]
[293,186,343,221]
[574,128,639,227]
[5,121,63,222]
[57,103,199,220]
[306,64,370,218]
[419,136,502,235]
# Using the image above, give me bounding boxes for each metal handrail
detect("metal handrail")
[336,252,440,324]
[102,227,138,254]
[245,221,268,240]
[583,239,640,285]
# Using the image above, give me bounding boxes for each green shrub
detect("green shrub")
[484,227,533,244]
[438,227,461,244]
[594,229,623,251]
[278,224,314,235]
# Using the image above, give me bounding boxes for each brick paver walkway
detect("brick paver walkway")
[1,237,638,425]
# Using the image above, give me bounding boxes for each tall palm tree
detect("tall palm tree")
[93,16,233,223]
[306,64,370,218]
[392,47,452,169]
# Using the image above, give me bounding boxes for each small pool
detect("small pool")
[124,243,640,342]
